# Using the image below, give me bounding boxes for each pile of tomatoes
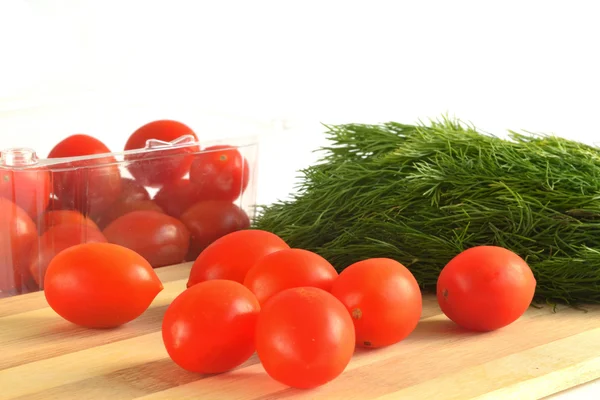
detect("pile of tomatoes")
[0,119,253,297]
[41,227,536,390]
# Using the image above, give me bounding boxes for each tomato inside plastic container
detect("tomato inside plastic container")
[0,133,258,298]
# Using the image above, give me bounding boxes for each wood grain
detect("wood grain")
[0,262,599,400]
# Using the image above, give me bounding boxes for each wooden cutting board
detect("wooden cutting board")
[1,262,599,400]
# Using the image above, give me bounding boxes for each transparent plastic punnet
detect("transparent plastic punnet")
[0,135,259,298]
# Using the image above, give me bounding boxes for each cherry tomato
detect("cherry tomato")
[88,177,152,226]
[117,177,151,203]
[30,223,107,287]
[256,287,355,389]
[162,279,260,374]
[0,167,51,220]
[0,198,38,294]
[94,199,164,230]
[180,201,250,260]
[39,210,99,234]
[331,258,422,348]
[187,229,289,288]
[189,145,250,202]
[124,120,199,187]
[244,248,338,305]
[44,242,163,328]
[437,246,536,332]
[103,210,190,268]
[48,134,122,215]
[153,179,206,218]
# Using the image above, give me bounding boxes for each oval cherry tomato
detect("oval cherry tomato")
[124,120,199,187]
[153,179,206,218]
[180,201,250,260]
[94,199,164,230]
[0,198,38,294]
[244,248,338,305]
[39,210,99,234]
[0,167,51,220]
[103,210,190,268]
[187,229,289,288]
[331,258,422,348]
[44,242,163,328]
[162,279,260,374]
[437,246,536,332]
[48,134,122,215]
[189,145,250,202]
[256,287,355,389]
[30,223,107,287]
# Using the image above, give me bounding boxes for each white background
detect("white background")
[2,0,600,206]
[0,1,599,397]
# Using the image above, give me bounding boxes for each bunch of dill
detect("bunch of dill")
[254,118,600,305]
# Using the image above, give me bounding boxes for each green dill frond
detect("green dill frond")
[254,117,600,305]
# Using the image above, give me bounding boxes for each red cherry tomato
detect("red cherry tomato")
[180,201,250,260]
[44,242,163,328]
[162,279,260,374]
[88,177,152,226]
[94,199,164,230]
[331,258,422,348]
[187,229,289,288]
[437,246,537,332]
[0,167,51,220]
[189,145,250,202]
[256,287,355,389]
[117,177,151,203]
[48,134,122,215]
[244,248,338,305]
[124,120,199,187]
[30,223,107,287]
[153,179,206,218]
[103,210,190,268]
[39,210,99,234]
[0,198,38,295]
[48,134,110,157]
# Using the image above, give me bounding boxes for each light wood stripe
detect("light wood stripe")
[0,262,599,400]
[374,328,600,400]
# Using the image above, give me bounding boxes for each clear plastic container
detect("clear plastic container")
[0,132,259,298]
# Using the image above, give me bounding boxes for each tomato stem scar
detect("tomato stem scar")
[351,308,362,319]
